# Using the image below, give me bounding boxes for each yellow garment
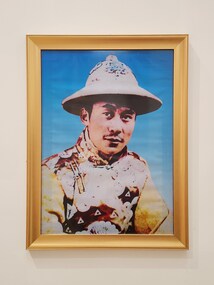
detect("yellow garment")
[42,129,169,234]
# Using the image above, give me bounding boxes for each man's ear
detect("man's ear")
[80,108,90,126]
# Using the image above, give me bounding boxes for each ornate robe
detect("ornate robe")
[42,129,169,234]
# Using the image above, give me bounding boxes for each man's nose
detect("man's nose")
[108,115,123,133]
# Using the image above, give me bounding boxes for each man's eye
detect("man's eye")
[103,112,113,119]
[122,115,132,122]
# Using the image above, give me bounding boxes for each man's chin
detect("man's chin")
[101,146,124,157]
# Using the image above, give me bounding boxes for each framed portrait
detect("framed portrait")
[26,35,188,249]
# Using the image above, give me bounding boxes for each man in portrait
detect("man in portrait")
[42,55,170,234]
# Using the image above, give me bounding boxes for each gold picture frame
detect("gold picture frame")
[26,35,188,249]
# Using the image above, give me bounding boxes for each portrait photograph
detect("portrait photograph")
[41,50,173,235]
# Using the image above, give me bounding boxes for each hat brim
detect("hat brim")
[62,85,162,115]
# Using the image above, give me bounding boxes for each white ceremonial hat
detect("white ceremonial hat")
[62,55,162,115]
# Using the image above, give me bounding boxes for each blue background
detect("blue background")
[41,50,173,210]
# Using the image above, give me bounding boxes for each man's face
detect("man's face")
[81,101,136,156]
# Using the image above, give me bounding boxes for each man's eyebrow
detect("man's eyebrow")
[121,109,136,115]
[102,103,117,111]
[102,103,136,115]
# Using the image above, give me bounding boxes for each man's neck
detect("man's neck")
[97,149,127,165]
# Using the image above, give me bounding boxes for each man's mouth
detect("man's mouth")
[103,136,124,143]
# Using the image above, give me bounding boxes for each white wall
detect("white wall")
[0,0,213,284]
